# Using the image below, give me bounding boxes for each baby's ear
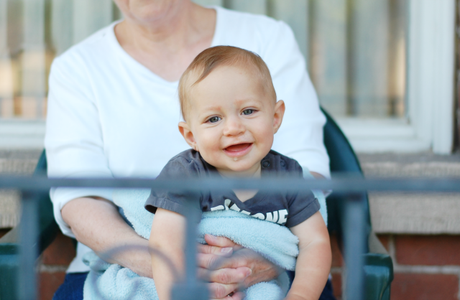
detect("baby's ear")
[178,122,198,150]
[273,100,285,134]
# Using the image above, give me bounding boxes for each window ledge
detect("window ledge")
[360,152,460,234]
[337,118,432,153]
[0,120,45,149]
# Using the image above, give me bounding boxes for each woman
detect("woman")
[45,1,332,299]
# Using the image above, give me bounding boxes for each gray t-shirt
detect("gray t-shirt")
[145,150,320,228]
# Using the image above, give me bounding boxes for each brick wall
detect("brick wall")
[35,232,460,300]
[37,232,75,300]
[331,234,460,300]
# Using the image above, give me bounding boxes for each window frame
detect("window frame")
[336,0,456,154]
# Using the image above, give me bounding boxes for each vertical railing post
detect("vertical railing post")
[18,190,38,300]
[343,192,365,300]
[171,191,209,300]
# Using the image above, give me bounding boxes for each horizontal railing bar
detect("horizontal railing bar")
[0,175,460,192]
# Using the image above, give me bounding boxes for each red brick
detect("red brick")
[42,232,76,265]
[391,273,458,300]
[376,234,390,252]
[395,235,460,265]
[330,234,343,267]
[331,272,342,299]
[39,271,66,300]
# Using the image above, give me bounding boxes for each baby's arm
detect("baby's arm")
[149,208,186,300]
[286,212,332,300]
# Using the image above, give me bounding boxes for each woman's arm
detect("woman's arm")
[285,212,331,300]
[47,52,159,277]
[62,196,153,277]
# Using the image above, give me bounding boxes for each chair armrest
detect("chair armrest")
[0,231,19,300]
[363,231,394,300]
[363,253,394,300]
[368,231,388,255]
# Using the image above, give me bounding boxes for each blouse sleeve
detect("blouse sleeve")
[45,54,114,238]
[259,20,330,179]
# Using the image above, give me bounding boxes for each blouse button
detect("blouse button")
[262,160,270,168]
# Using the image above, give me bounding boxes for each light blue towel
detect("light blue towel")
[83,189,299,300]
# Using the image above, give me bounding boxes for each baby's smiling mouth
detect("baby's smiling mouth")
[224,143,252,155]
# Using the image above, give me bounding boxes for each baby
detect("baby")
[146,46,331,300]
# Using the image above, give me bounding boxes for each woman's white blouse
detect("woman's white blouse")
[45,6,330,272]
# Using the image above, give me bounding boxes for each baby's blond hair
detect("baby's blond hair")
[178,46,276,120]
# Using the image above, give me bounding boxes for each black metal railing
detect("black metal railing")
[2,175,460,300]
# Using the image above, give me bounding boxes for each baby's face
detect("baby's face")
[180,65,284,177]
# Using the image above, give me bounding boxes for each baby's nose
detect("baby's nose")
[223,117,245,136]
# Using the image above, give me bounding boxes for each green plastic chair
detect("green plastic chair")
[322,107,393,299]
[0,108,392,299]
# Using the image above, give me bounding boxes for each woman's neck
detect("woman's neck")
[115,3,216,81]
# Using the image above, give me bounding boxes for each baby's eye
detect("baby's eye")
[207,116,221,123]
[242,109,255,115]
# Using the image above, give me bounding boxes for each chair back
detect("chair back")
[321,108,372,252]
[34,150,59,253]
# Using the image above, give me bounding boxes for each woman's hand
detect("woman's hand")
[197,234,281,299]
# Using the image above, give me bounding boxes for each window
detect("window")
[0,0,455,153]
[319,0,455,154]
